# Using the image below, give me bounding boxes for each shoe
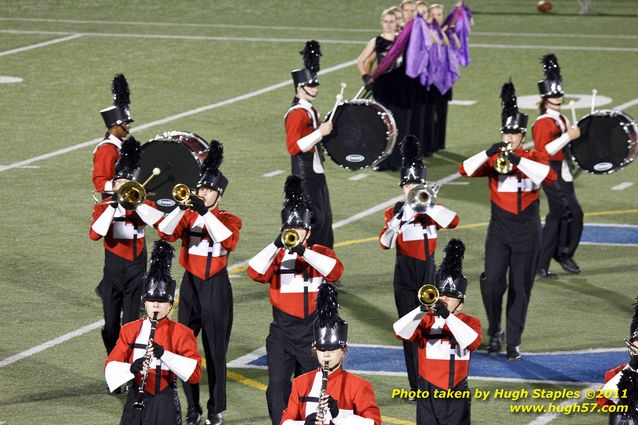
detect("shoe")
[506,345,522,361]
[558,257,581,274]
[404,388,417,404]
[205,412,223,425]
[537,269,558,279]
[186,405,203,425]
[487,331,503,357]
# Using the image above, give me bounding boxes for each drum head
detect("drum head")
[573,111,638,174]
[139,131,208,212]
[323,100,396,171]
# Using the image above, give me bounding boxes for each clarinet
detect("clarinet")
[133,312,159,410]
[317,361,330,423]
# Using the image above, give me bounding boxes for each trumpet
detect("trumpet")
[172,183,205,207]
[92,168,160,210]
[281,229,300,249]
[406,183,439,213]
[417,284,439,310]
[494,144,513,174]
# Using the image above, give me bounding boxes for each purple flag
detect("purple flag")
[371,18,414,80]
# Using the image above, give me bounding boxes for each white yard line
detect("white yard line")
[261,170,285,178]
[1,30,637,53]
[348,173,369,181]
[0,59,356,173]
[1,17,637,39]
[611,98,638,111]
[0,33,82,57]
[449,100,476,106]
[0,320,104,368]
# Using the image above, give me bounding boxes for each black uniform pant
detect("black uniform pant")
[120,382,181,425]
[179,270,233,415]
[417,378,470,425]
[98,249,146,354]
[266,308,318,425]
[394,253,436,391]
[292,153,334,249]
[426,87,451,153]
[538,161,583,270]
[482,204,540,346]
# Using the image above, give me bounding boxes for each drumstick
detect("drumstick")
[591,89,597,114]
[354,86,366,100]
[569,100,577,128]
[328,83,347,123]
[141,167,161,188]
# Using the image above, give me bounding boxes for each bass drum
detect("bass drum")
[572,110,638,174]
[323,99,397,171]
[139,131,208,212]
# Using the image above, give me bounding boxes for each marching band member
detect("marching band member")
[93,74,134,192]
[357,7,408,171]
[90,137,163,362]
[394,239,481,425]
[459,81,556,360]
[286,40,334,248]
[533,54,583,278]
[158,141,242,425]
[105,240,202,425]
[247,175,344,425]
[597,297,638,425]
[379,134,459,399]
[280,283,381,425]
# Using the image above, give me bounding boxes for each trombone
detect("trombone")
[406,183,439,213]
[92,168,161,210]
[417,284,439,310]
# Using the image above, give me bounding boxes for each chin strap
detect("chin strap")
[301,86,317,99]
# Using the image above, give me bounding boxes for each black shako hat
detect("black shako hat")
[291,40,321,89]
[197,139,228,194]
[436,239,468,300]
[280,175,311,230]
[101,73,133,128]
[399,134,427,186]
[501,79,528,134]
[142,240,177,303]
[538,54,564,98]
[113,136,142,180]
[313,283,348,350]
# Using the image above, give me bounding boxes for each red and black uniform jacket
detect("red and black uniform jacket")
[158,208,241,281]
[285,99,319,156]
[280,367,382,425]
[596,363,638,408]
[92,134,122,192]
[379,203,459,260]
[399,312,482,390]
[89,199,156,261]
[105,317,202,395]
[459,148,557,215]
[533,109,569,162]
[247,245,344,320]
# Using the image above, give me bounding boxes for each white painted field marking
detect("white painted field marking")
[1,30,636,53]
[444,181,469,185]
[261,170,284,178]
[612,182,633,191]
[0,59,357,173]
[0,320,104,368]
[348,173,369,181]
[0,33,82,57]
[449,100,476,106]
[526,384,599,425]
[0,76,22,83]
[1,18,637,39]
[612,98,638,111]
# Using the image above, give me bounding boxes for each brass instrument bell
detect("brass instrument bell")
[417,284,439,309]
[494,144,513,174]
[406,183,439,213]
[281,229,301,249]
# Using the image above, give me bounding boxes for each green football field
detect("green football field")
[1,1,637,424]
